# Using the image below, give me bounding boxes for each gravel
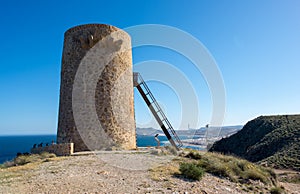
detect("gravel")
[1,150,298,193]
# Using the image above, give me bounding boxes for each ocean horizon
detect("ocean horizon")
[0,134,172,164]
[0,134,204,164]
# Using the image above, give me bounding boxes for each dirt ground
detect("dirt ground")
[0,150,299,193]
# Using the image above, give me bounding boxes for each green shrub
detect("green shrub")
[179,162,205,180]
[185,151,202,160]
[270,186,285,194]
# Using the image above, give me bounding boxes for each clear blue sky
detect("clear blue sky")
[0,0,299,134]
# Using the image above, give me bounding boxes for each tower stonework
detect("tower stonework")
[57,24,136,152]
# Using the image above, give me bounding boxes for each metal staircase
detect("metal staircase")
[133,72,183,150]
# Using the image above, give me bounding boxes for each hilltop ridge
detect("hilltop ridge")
[210,114,300,171]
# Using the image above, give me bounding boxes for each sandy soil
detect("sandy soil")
[0,150,299,194]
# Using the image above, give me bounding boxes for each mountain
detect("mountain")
[209,115,300,171]
[194,125,243,137]
[136,127,162,136]
[173,129,198,137]
[136,126,242,139]
[136,127,197,136]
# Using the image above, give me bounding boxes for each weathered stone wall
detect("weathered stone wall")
[31,143,74,156]
[57,24,136,152]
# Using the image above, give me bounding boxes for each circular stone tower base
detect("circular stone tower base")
[57,24,136,152]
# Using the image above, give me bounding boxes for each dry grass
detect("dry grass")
[185,150,277,185]
[149,159,180,181]
[277,171,300,184]
[0,162,37,185]
[0,171,22,180]
[149,146,179,156]
[0,153,66,186]
[148,151,281,193]
[1,152,57,169]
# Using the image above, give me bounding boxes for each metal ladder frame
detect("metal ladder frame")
[134,72,183,150]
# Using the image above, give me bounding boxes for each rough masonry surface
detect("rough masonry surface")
[57,24,136,152]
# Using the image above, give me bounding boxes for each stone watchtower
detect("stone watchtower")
[57,24,136,152]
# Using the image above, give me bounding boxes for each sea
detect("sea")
[0,135,56,164]
[0,134,199,164]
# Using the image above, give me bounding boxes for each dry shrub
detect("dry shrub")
[185,151,277,185]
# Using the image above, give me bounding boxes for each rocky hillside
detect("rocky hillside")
[209,115,300,171]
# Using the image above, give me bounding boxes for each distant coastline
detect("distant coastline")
[0,134,171,164]
[1,126,242,164]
